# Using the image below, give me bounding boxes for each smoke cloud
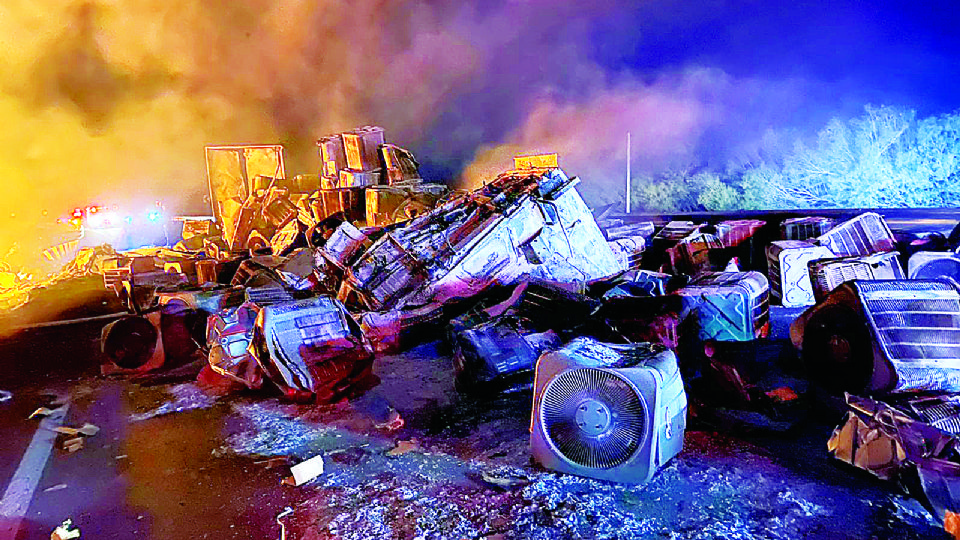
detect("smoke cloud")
[0,0,838,269]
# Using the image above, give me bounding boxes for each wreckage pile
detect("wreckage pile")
[90,128,960,523]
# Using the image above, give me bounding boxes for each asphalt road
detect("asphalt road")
[0,317,951,540]
[0,263,955,539]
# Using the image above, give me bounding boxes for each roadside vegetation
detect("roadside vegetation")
[631,105,960,211]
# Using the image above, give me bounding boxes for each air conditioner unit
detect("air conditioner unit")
[781,216,834,241]
[608,236,645,272]
[792,280,960,394]
[815,212,895,257]
[909,251,960,284]
[675,271,770,341]
[530,338,687,484]
[766,240,833,307]
[808,252,904,302]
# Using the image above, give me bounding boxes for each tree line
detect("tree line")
[630,105,960,211]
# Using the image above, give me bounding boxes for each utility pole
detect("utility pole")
[625,132,631,214]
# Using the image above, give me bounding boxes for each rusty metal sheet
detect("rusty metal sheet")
[205,145,285,237]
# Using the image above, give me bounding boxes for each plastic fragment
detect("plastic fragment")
[29,406,61,419]
[51,519,81,540]
[53,423,99,437]
[386,439,420,457]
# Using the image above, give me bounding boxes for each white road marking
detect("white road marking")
[0,403,69,539]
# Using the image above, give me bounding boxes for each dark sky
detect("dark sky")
[419,0,960,183]
[593,0,960,115]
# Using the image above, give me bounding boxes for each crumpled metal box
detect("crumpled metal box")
[341,126,384,172]
[781,216,834,241]
[608,236,646,272]
[365,183,446,227]
[306,188,366,224]
[676,271,770,341]
[206,303,264,388]
[717,219,765,248]
[252,296,374,401]
[450,315,561,394]
[337,169,381,189]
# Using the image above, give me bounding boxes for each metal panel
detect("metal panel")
[857,280,960,393]
[204,145,285,227]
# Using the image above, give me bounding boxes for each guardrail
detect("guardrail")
[607,207,960,234]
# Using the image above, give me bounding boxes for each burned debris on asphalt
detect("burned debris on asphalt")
[7,127,960,538]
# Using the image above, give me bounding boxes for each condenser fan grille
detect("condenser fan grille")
[540,368,646,469]
[914,258,960,282]
[859,281,960,362]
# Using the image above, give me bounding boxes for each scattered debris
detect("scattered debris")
[765,386,799,402]
[386,439,420,457]
[54,423,100,437]
[828,393,960,522]
[29,406,61,419]
[287,454,325,486]
[946,510,960,539]
[276,507,294,540]
[62,437,84,453]
[254,456,290,469]
[129,383,217,421]
[373,409,404,432]
[50,519,81,540]
[479,470,533,491]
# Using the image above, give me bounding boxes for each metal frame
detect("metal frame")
[204,144,286,225]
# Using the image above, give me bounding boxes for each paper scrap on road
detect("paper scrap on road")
[289,455,325,486]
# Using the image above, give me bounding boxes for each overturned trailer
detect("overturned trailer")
[79,126,960,524]
[342,166,621,312]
